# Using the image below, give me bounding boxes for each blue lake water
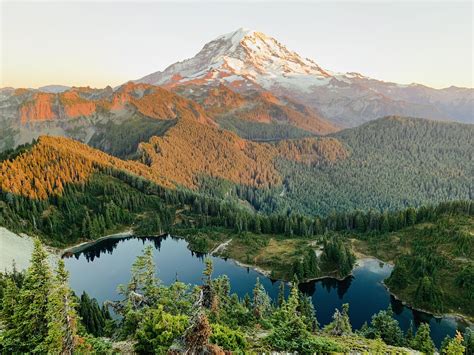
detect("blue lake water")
[63,235,470,346]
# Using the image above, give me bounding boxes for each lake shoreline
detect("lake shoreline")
[382,281,473,326]
[60,229,135,256]
[60,232,473,326]
[353,245,473,325]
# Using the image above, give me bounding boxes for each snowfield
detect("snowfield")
[0,227,58,272]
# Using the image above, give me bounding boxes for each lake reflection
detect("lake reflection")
[64,236,470,346]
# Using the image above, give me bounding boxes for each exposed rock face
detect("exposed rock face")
[60,91,97,118]
[20,93,57,123]
[174,84,339,134]
[0,82,216,152]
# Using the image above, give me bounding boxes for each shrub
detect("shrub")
[134,305,188,354]
[210,324,247,351]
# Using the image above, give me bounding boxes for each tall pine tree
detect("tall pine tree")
[3,239,52,353]
[42,259,80,354]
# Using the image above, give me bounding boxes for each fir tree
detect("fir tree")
[411,323,435,354]
[277,282,285,307]
[0,278,18,331]
[299,295,318,332]
[42,259,80,354]
[113,246,160,335]
[324,303,352,336]
[267,280,310,352]
[252,277,271,320]
[440,331,465,355]
[78,291,110,336]
[369,306,404,346]
[2,239,52,353]
[201,258,214,309]
[462,328,474,355]
[405,320,415,344]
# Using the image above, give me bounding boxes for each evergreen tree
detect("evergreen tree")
[462,328,474,355]
[243,293,251,310]
[267,280,310,352]
[292,260,304,280]
[114,246,161,335]
[299,295,318,332]
[78,291,110,336]
[440,335,451,354]
[277,282,285,307]
[0,278,18,327]
[411,323,435,354]
[202,258,214,309]
[324,303,352,336]
[405,320,415,344]
[415,276,442,310]
[307,248,319,277]
[2,239,52,353]
[368,306,404,346]
[440,331,465,355]
[42,259,80,354]
[252,277,271,320]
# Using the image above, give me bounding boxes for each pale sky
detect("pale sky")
[1,0,472,89]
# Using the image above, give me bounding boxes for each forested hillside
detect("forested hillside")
[137,117,346,188]
[249,116,473,215]
[354,210,474,319]
[0,135,346,246]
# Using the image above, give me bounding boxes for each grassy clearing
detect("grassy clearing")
[173,227,318,280]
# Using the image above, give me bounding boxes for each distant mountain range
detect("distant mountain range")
[0,28,472,216]
[136,28,473,127]
[1,28,472,150]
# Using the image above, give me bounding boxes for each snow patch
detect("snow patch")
[0,227,58,272]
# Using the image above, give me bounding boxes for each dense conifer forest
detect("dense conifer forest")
[228,117,474,215]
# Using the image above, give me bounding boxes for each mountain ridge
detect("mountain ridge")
[1,115,470,217]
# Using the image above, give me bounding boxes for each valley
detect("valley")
[1,23,473,354]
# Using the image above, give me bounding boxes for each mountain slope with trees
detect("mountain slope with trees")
[252,116,474,215]
[355,212,474,319]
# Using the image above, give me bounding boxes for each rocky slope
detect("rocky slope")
[0,83,213,152]
[174,84,339,134]
[0,81,339,155]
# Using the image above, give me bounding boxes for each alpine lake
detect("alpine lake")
[63,235,471,347]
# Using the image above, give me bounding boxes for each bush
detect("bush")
[210,324,247,351]
[300,336,346,353]
[81,336,113,354]
[134,306,188,354]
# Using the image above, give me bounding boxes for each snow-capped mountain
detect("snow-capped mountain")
[136,28,473,127]
[138,28,331,90]
[138,28,332,92]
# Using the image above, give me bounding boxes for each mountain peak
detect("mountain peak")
[216,27,256,42]
[136,28,331,90]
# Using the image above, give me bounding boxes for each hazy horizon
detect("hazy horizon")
[1,1,472,89]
